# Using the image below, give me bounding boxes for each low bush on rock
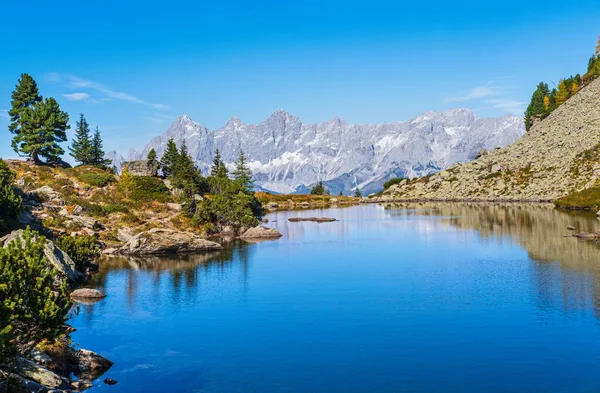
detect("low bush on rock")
[56,234,100,269]
[78,172,115,188]
[0,159,22,233]
[0,228,72,364]
[383,177,407,189]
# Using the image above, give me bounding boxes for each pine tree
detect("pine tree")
[160,138,179,177]
[172,140,200,190]
[147,148,157,162]
[90,127,110,167]
[69,113,93,165]
[354,187,362,197]
[13,98,69,163]
[210,149,228,178]
[524,82,549,131]
[232,150,253,192]
[8,73,42,137]
[310,181,326,195]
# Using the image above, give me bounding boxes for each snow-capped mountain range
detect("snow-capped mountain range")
[107,108,525,195]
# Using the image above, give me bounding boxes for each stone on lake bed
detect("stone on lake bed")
[567,225,576,230]
[288,217,337,223]
[71,288,107,299]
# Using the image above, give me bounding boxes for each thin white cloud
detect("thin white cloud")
[446,79,522,115]
[146,112,175,123]
[46,73,168,110]
[64,92,91,101]
[484,98,525,115]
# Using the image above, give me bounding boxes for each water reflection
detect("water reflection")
[80,243,255,321]
[383,202,600,320]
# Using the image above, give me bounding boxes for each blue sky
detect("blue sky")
[1,0,599,159]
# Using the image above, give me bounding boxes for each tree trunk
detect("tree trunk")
[31,150,40,165]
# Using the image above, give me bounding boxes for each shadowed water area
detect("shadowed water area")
[71,204,600,392]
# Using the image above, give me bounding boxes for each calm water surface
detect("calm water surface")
[72,203,600,392]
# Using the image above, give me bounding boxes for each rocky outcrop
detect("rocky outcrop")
[380,77,600,202]
[27,186,64,205]
[0,230,84,283]
[75,349,113,380]
[119,228,222,254]
[121,159,159,176]
[239,226,283,239]
[13,357,64,389]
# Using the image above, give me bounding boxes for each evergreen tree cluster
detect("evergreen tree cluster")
[8,74,70,164]
[156,143,263,232]
[0,228,71,363]
[310,181,329,195]
[525,38,600,131]
[69,113,111,167]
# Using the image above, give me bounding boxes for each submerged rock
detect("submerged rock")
[288,217,337,223]
[104,378,118,385]
[120,228,222,255]
[573,232,600,239]
[240,226,283,239]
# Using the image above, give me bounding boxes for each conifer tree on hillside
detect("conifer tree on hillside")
[172,140,200,189]
[210,149,228,178]
[13,98,70,164]
[8,73,41,136]
[232,150,253,192]
[90,127,111,167]
[9,74,69,164]
[311,181,326,195]
[354,187,362,197]
[160,138,179,177]
[147,148,157,162]
[69,113,93,165]
[524,82,549,131]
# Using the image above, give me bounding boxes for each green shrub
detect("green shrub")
[555,186,600,211]
[0,159,23,233]
[56,234,99,269]
[130,176,171,203]
[193,192,261,231]
[0,228,72,363]
[383,177,407,189]
[78,172,115,187]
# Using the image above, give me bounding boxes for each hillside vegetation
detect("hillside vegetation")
[379,76,600,203]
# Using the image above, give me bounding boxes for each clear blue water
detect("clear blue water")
[72,204,600,392]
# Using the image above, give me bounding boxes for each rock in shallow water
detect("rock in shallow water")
[71,288,106,299]
[240,226,283,239]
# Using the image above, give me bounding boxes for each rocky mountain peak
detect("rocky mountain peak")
[117,108,525,195]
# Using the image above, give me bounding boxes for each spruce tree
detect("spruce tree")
[524,82,549,131]
[8,73,42,137]
[210,149,228,177]
[147,148,157,162]
[172,140,200,190]
[311,181,326,195]
[160,138,179,177]
[91,127,110,167]
[69,113,93,165]
[354,187,362,197]
[232,150,253,192]
[13,98,69,163]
